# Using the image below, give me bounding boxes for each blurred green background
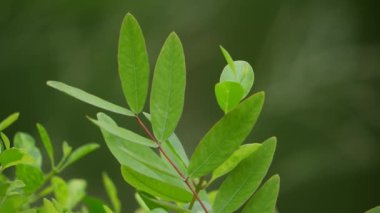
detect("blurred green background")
[1,0,379,212]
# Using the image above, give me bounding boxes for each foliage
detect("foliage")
[0,113,120,213]
[47,12,281,213]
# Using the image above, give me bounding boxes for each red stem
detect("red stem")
[135,116,209,213]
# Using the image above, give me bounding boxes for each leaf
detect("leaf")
[137,192,192,213]
[121,166,192,203]
[0,194,27,213]
[97,113,177,177]
[220,61,254,98]
[118,13,150,114]
[215,81,244,113]
[103,205,114,213]
[242,175,280,213]
[13,132,42,168]
[366,206,380,213]
[88,116,156,147]
[211,143,261,183]
[36,123,55,166]
[52,177,87,210]
[212,137,277,213]
[102,173,121,213]
[15,164,44,194]
[52,176,68,206]
[188,92,265,178]
[83,196,108,213]
[0,148,35,170]
[40,199,59,213]
[0,112,20,131]
[1,132,11,150]
[150,32,186,142]
[61,143,99,170]
[62,141,72,159]
[47,81,133,116]
[219,46,236,75]
[160,133,189,176]
[143,112,190,172]
[66,179,87,209]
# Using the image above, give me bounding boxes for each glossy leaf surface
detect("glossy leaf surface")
[150,32,186,142]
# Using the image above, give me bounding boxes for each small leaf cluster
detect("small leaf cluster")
[0,113,120,213]
[48,12,280,213]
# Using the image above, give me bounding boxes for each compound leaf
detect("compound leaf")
[213,137,277,213]
[150,32,186,142]
[188,92,265,178]
[118,13,150,114]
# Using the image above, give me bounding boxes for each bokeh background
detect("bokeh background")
[1,0,379,212]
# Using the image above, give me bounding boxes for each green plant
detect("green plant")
[48,13,280,213]
[0,113,121,213]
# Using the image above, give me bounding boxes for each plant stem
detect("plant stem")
[135,116,209,213]
[188,176,205,210]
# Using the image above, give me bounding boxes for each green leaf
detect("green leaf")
[242,175,280,213]
[102,173,121,213]
[219,46,236,75]
[47,81,133,116]
[52,177,87,210]
[118,13,150,114]
[0,148,35,170]
[83,196,108,213]
[97,113,177,177]
[220,61,254,98]
[52,176,68,206]
[150,32,186,142]
[88,116,156,147]
[40,199,59,213]
[366,206,380,213]
[143,112,190,172]
[1,132,11,150]
[66,179,87,209]
[14,132,42,167]
[121,166,192,203]
[15,164,44,194]
[62,141,72,159]
[188,92,265,178]
[60,143,99,170]
[151,208,168,213]
[215,81,244,113]
[212,137,277,213]
[36,123,55,166]
[160,133,189,176]
[211,143,261,183]
[0,112,19,131]
[0,195,27,213]
[136,191,192,213]
[103,205,114,213]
